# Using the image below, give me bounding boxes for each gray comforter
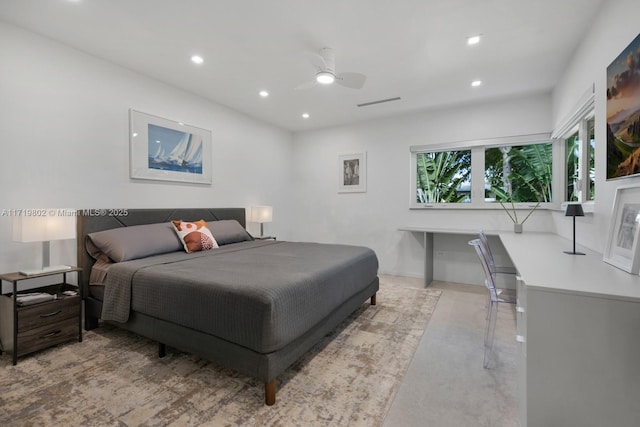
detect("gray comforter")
[101,240,378,354]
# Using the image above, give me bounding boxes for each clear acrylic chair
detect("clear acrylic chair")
[478,230,517,275]
[477,230,517,313]
[469,239,516,368]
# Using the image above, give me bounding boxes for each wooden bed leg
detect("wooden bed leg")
[370,293,377,305]
[158,343,166,358]
[265,379,276,406]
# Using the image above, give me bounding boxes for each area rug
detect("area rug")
[0,278,441,427]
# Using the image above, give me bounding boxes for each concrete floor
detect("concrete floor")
[381,275,519,427]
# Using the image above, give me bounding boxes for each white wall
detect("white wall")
[291,93,553,284]
[0,22,293,278]
[551,0,640,252]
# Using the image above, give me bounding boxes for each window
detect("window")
[415,150,471,203]
[563,114,595,203]
[552,88,595,204]
[485,142,553,203]
[587,117,595,201]
[410,133,554,208]
[566,130,580,201]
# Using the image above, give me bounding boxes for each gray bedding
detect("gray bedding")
[101,240,378,354]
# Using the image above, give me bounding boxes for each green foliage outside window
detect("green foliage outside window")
[566,132,580,202]
[485,143,553,203]
[416,150,471,203]
[565,117,595,202]
[587,118,596,201]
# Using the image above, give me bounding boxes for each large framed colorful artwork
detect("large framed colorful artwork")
[607,33,640,180]
[129,109,212,184]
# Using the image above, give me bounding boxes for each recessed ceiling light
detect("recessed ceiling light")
[471,80,482,87]
[259,90,269,97]
[302,113,310,119]
[467,35,481,45]
[190,55,204,65]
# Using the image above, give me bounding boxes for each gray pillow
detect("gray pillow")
[86,222,182,262]
[207,219,253,245]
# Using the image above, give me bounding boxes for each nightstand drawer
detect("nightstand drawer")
[17,296,79,332]
[16,317,79,357]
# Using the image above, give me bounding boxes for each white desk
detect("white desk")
[399,227,497,285]
[499,232,640,427]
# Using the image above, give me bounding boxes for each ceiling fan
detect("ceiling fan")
[296,47,366,90]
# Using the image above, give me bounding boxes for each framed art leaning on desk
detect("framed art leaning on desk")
[604,185,640,274]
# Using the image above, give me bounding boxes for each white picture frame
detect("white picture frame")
[603,185,640,273]
[129,109,212,184]
[338,152,367,193]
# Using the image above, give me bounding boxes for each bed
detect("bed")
[76,208,379,405]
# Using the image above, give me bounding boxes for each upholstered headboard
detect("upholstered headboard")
[76,208,247,296]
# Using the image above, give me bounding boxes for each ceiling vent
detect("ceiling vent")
[357,97,401,107]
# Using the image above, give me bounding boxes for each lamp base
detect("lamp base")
[563,251,586,255]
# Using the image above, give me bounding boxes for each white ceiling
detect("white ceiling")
[0,0,604,132]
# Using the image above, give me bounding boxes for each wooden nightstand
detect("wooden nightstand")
[0,267,82,365]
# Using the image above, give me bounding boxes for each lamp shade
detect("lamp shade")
[13,215,76,242]
[250,206,273,224]
[564,203,585,217]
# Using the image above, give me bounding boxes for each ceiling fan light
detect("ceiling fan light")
[316,71,335,84]
[467,35,481,45]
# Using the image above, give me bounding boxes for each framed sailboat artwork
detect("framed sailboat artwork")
[129,109,212,184]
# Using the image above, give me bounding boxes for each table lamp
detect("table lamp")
[250,206,272,238]
[13,214,77,275]
[564,203,585,255]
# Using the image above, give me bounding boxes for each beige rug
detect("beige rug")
[0,278,440,427]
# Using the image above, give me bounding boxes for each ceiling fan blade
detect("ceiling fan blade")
[318,47,335,73]
[336,72,366,89]
[295,80,318,90]
[303,51,327,72]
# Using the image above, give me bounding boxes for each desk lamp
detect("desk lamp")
[13,214,76,275]
[250,206,272,238]
[564,203,585,255]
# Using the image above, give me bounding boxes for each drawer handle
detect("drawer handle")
[516,335,526,343]
[41,330,62,338]
[516,306,525,313]
[39,310,63,318]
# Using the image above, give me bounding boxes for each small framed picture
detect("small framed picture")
[604,185,640,273]
[338,152,367,193]
[129,109,212,184]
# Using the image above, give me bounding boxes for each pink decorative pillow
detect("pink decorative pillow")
[171,219,219,253]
